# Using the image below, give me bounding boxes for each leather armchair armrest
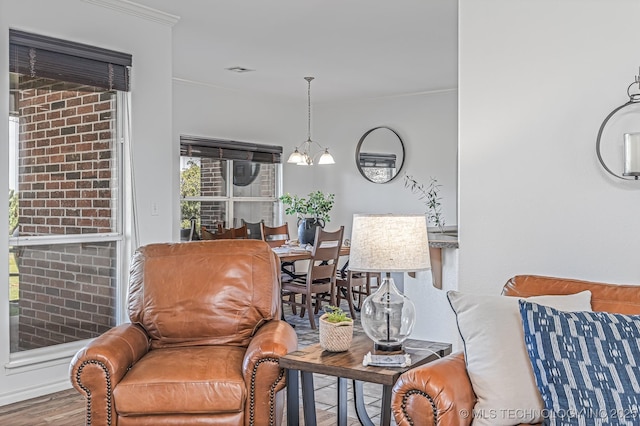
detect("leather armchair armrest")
[392,351,476,426]
[70,323,150,426]
[242,320,298,426]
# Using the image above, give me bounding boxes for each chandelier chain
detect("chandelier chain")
[287,76,334,165]
[305,76,314,141]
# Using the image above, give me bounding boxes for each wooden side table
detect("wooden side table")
[280,333,452,426]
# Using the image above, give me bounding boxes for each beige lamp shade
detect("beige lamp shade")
[349,214,430,272]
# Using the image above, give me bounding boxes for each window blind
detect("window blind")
[359,152,397,168]
[180,135,283,164]
[9,29,132,92]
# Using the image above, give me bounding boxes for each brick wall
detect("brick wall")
[199,158,225,230]
[14,77,117,351]
[259,164,276,225]
[198,159,277,230]
[16,243,116,349]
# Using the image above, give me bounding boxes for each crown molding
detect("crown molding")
[82,0,180,26]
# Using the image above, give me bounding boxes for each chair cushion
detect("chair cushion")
[114,346,246,415]
[447,290,592,426]
[520,301,640,426]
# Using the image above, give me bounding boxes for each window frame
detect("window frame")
[179,138,284,232]
[7,30,131,365]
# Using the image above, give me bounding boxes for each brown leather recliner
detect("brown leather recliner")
[70,240,298,426]
[391,275,640,426]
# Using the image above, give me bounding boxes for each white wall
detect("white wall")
[458,0,640,296]
[173,81,458,241]
[405,249,460,347]
[286,90,458,241]
[0,0,174,405]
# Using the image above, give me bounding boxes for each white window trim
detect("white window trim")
[6,93,128,368]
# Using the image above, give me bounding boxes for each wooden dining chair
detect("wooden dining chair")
[241,219,264,240]
[281,226,344,329]
[200,226,215,240]
[335,270,381,319]
[201,224,248,240]
[262,223,298,281]
[260,223,290,248]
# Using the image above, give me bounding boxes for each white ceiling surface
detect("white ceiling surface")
[131,0,458,103]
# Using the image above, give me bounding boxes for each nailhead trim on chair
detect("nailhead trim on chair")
[250,357,285,426]
[75,359,113,426]
[401,389,438,426]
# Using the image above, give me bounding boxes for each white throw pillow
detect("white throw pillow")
[447,290,592,426]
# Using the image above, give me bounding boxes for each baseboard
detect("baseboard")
[0,379,72,407]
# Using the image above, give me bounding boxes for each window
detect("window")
[358,152,398,183]
[8,30,131,353]
[180,136,283,240]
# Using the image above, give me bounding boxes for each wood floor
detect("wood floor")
[0,388,85,425]
[0,387,362,426]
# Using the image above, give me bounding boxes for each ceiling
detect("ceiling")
[131,0,458,103]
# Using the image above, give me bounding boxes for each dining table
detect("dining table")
[273,244,350,262]
[272,244,351,281]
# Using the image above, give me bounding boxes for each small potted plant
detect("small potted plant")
[279,190,335,245]
[319,305,354,352]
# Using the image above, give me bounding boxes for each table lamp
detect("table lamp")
[349,214,431,352]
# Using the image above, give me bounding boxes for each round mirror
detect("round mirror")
[355,127,405,184]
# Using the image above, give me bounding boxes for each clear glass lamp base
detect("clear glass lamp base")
[360,275,416,352]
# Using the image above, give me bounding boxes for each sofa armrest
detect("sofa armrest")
[243,320,298,426]
[70,323,150,426]
[392,351,476,426]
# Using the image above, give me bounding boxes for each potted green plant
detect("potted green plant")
[319,305,353,352]
[279,190,335,245]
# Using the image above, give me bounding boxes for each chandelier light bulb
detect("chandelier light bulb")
[287,148,303,164]
[318,149,335,165]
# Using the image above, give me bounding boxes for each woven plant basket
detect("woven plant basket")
[319,313,354,352]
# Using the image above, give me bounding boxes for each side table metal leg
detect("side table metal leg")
[381,384,393,426]
[286,369,299,426]
[301,371,317,426]
[337,377,348,426]
[353,380,375,426]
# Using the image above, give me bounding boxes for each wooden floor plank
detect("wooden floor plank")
[0,389,85,425]
[0,387,362,425]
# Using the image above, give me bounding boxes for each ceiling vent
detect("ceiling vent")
[225,66,254,73]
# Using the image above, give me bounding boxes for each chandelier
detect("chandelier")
[287,77,335,166]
